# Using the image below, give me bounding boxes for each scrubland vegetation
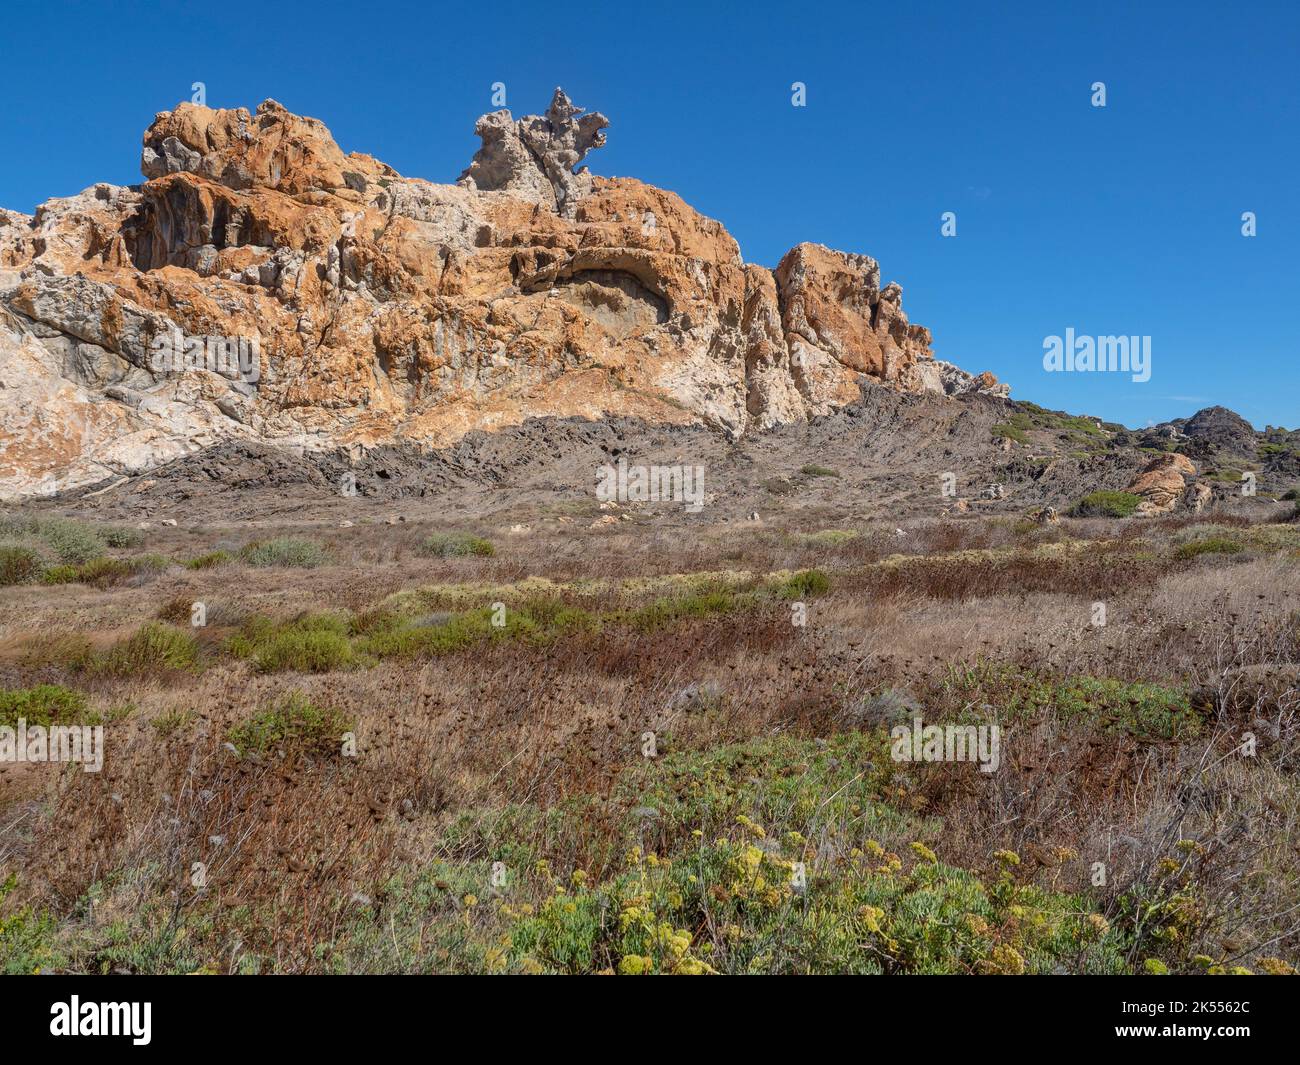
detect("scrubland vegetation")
[1,509,1298,974]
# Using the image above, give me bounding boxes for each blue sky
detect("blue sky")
[2,0,1297,429]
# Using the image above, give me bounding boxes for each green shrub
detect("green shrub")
[38,555,170,587]
[514,595,598,636]
[1175,536,1245,560]
[0,517,126,577]
[227,600,589,671]
[1014,403,1108,439]
[946,663,1199,740]
[150,708,195,737]
[92,623,201,677]
[799,465,840,478]
[357,620,475,659]
[992,422,1029,445]
[1071,491,1142,518]
[241,538,327,568]
[102,703,137,723]
[72,557,133,585]
[0,875,64,975]
[360,731,1126,975]
[0,544,45,586]
[228,691,353,755]
[775,569,831,599]
[185,550,234,570]
[1205,468,1244,483]
[4,517,105,564]
[627,588,750,631]
[356,598,592,660]
[252,629,356,673]
[103,526,144,548]
[0,684,89,728]
[359,607,516,658]
[39,520,106,564]
[794,529,858,546]
[420,533,496,558]
[228,613,358,673]
[616,573,831,631]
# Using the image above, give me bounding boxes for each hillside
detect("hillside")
[1,90,1008,502]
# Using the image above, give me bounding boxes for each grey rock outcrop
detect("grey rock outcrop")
[921,360,1012,398]
[458,88,609,218]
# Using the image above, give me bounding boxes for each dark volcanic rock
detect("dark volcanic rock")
[1178,406,1258,455]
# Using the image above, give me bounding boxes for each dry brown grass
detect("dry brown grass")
[2,512,1297,972]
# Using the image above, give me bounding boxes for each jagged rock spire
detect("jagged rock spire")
[458,88,609,218]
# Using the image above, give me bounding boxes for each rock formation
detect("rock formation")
[0,90,1005,500]
[1182,481,1213,513]
[1126,452,1198,515]
[458,89,609,218]
[1179,406,1258,453]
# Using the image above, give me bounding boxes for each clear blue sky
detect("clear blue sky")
[2,0,1296,430]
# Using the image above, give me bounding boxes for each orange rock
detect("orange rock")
[1126,452,1198,515]
[0,91,1004,499]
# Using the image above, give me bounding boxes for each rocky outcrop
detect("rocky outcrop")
[924,362,1011,399]
[1126,452,1198,515]
[778,244,916,394]
[0,91,1004,500]
[1176,405,1259,462]
[1183,481,1213,513]
[458,89,608,218]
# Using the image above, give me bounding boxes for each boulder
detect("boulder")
[1126,452,1197,515]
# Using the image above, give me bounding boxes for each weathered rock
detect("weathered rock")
[1126,452,1197,515]
[1180,406,1258,453]
[458,88,608,218]
[140,98,393,195]
[1183,481,1213,513]
[0,92,1003,500]
[667,681,723,713]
